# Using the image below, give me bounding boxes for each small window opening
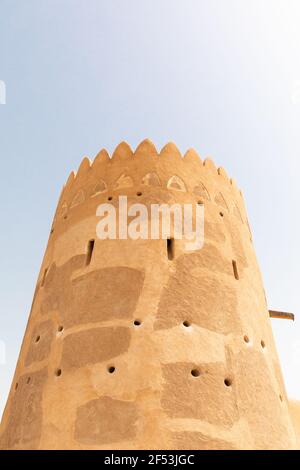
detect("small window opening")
[86,239,95,266]
[167,238,174,260]
[232,260,239,280]
[41,268,48,287]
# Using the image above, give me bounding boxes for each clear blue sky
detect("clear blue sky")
[0,0,300,417]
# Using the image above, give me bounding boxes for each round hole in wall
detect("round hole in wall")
[191,368,200,377]
[55,368,62,377]
[107,366,116,374]
[219,211,224,217]
[261,340,266,349]
[35,335,41,343]
[108,196,113,201]
[133,320,141,326]
[243,335,250,343]
[57,325,64,333]
[183,321,191,328]
[27,377,31,385]
[224,378,232,387]
[64,215,68,220]
[136,192,142,197]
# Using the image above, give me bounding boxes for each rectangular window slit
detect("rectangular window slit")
[41,267,48,287]
[86,239,95,266]
[232,260,239,280]
[167,238,174,261]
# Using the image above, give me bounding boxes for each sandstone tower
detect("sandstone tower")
[0,140,299,450]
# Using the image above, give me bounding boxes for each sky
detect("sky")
[0,0,300,418]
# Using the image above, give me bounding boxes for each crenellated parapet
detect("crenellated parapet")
[52,139,249,232]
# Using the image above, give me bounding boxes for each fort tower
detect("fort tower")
[0,140,299,449]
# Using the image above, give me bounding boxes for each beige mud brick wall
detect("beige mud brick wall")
[0,140,299,450]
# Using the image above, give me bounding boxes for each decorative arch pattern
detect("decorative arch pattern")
[113,174,133,190]
[193,182,210,200]
[70,190,85,208]
[91,180,107,197]
[141,172,161,187]
[167,175,187,192]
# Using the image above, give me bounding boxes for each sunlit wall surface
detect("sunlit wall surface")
[0,0,299,417]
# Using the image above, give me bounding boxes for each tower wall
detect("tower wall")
[0,140,298,449]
